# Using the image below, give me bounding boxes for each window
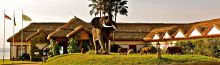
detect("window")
[17,46,27,57]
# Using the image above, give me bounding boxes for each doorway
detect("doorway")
[129,45,136,52]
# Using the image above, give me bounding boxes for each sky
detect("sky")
[0,0,220,49]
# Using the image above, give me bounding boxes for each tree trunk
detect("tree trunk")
[29,42,35,61]
[100,10,102,17]
[115,1,118,23]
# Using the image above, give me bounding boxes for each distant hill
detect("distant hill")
[0,48,10,52]
[0,48,10,59]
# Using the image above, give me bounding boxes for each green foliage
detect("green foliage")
[175,41,195,54]
[19,53,30,61]
[110,44,120,52]
[88,0,128,17]
[49,39,61,56]
[67,37,80,53]
[176,38,220,58]
[43,54,220,65]
[31,56,42,61]
[151,46,158,54]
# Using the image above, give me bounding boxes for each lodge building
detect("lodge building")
[7,17,220,59]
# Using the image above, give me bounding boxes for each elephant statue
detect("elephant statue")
[91,16,117,54]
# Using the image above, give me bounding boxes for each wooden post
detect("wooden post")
[80,41,83,52]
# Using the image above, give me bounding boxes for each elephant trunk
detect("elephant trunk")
[112,25,117,29]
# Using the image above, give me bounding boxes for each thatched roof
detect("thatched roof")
[143,25,190,40]
[9,17,220,43]
[143,18,220,42]
[47,17,91,39]
[66,25,91,38]
[7,22,65,42]
[110,23,186,41]
[26,29,46,41]
[115,23,185,32]
[48,19,187,41]
[110,32,147,41]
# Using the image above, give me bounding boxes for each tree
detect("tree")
[49,39,61,56]
[67,37,80,53]
[89,0,105,17]
[113,0,128,22]
[89,0,128,19]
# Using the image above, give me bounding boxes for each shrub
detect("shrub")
[49,39,61,56]
[31,56,42,61]
[47,52,54,57]
[176,38,220,58]
[110,44,120,52]
[175,41,195,54]
[19,53,30,61]
[68,37,80,53]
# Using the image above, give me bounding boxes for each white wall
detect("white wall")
[119,45,129,48]
[112,41,145,52]
[151,41,176,49]
[208,26,220,35]
[190,28,202,37]
[163,32,171,39]
[175,31,185,38]
[153,34,160,39]
[136,45,145,51]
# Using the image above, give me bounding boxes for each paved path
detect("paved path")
[2,62,41,65]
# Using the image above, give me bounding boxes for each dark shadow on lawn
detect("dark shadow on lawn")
[151,58,176,65]
[167,61,220,65]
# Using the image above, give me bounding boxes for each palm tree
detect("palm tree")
[89,0,128,19]
[89,0,105,17]
[113,0,128,22]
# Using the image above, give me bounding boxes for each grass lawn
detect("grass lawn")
[0,59,11,64]
[42,53,220,65]
[0,59,41,65]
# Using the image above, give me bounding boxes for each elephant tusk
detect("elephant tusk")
[102,23,113,28]
[112,25,117,29]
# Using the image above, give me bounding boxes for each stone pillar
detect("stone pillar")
[156,42,161,59]
[80,41,83,52]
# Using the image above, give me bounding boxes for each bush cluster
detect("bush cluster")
[19,53,30,61]
[68,37,80,53]
[49,39,61,56]
[110,44,121,52]
[176,38,220,58]
[31,56,42,61]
